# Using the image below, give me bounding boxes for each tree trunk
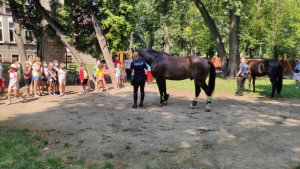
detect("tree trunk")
[228,8,240,77]
[8,0,27,68]
[194,0,228,76]
[129,32,133,50]
[163,23,170,53]
[148,30,154,49]
[88,3,117,85]
[32,0,96,83]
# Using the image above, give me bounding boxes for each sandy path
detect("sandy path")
[1,84,300,169]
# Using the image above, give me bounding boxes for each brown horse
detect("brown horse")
[135,48,216,111]
[247,59,283,97]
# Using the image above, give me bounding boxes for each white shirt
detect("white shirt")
[58,69,67,81]
[124,59,132,69]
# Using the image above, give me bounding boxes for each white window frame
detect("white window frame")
[11,53,19,63]
[0,17,3,43]
[8,18,15,43]
[0,53,3,63]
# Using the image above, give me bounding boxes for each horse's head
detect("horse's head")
[135,48,162,65]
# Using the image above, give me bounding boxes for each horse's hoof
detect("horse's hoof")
[205,108,211,112]
[189,104,194,109]
[163,101,168,105]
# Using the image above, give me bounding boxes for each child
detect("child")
[96,63,108,92]
[79,63,89,94]
[6,64,26,105]
[58,63,67,96]
[114,63,121,90]
[93,60,101,90]
[53,60,60,95]
[23,61,32,97]
[121,66,126,84]
[47,62,56,96]
[102,63,110,83]
[40,61,48,95]
[32,57,41,98]
[0,62,5,96]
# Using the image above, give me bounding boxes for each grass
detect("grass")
[0,125,114,169]
[165,77,300,98]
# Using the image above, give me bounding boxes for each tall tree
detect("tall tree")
[8,0,27,66]
[194,0,228,75]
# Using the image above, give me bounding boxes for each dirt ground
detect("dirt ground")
[1,83,300,169]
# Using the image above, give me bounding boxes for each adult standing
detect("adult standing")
[124,55,133,82]
[130,52,148,108]
[236,57,249,96]
[294,59,300,89]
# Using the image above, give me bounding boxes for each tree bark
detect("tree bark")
[148,30,154,49]
[87,3,116,85]
[8,0,27,67]
[33,0,96,83]
[194,0,228,76]
[129,32,133,51]
[163,23,170,53]
[228,8,240,77]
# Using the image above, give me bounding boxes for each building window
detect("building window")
[66,55,73,63]
[12,54,19,63]
[9,22,14,42]
[27,54,34,61]
[5,4,11,15]
[25,30,34,43]
[0,19,3,42]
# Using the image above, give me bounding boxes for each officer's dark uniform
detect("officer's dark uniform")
[236,62,249,96]
[130,58,148,108]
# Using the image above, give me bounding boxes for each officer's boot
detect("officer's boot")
[132,93,138,108]
[139,92,145,107]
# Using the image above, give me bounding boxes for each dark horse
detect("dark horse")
[247,59,283,97]
[135,48,216,111]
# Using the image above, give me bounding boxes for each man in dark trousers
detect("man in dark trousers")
[130,52,148,108]
[236,57,249,96]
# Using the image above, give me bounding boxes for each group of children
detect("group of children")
[0,56,68,105]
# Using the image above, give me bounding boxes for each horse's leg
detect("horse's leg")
[162,79,169,105]
[190,81,201,109]
[156,78,164,105]
[248,75,252,93]
[269,76,276,98]
[200,82,212,112]
[252,76,256,92]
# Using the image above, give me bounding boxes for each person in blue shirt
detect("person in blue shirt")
[236,57,249,96]
[294,59,300,89]
[130,52,149,108]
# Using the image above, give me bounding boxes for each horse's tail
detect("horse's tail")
[207,61,216,96]
[276,64,283,95]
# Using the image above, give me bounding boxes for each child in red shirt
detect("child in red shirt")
[79,63,89,94]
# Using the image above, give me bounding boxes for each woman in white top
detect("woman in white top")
[58,63,68,96]
[124,55,133,82]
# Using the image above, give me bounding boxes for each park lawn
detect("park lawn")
[166,77,300,98]
[0,125,113,169]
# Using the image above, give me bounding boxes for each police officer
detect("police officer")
[130,52,148,108]
[236,57,249,96]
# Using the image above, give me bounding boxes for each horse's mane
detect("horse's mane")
[136,48,171,59]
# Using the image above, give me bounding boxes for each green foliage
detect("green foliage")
[0,125,115,169]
